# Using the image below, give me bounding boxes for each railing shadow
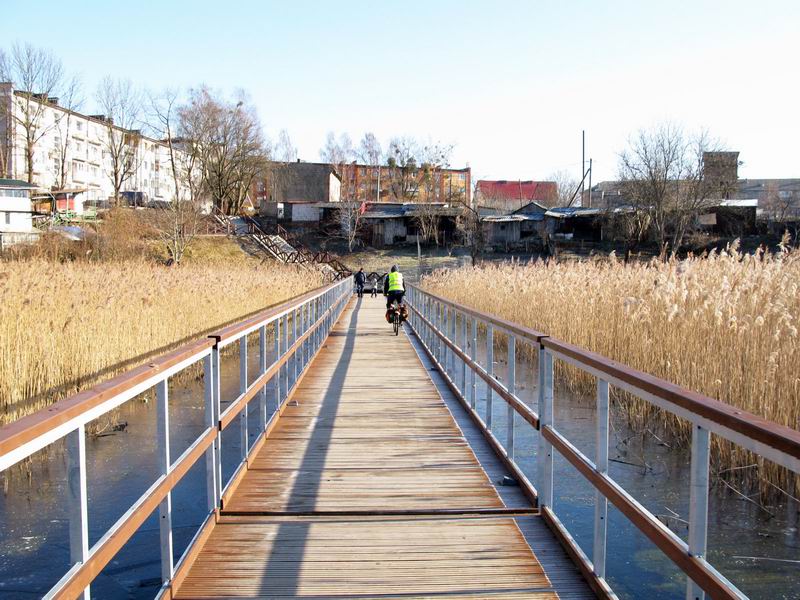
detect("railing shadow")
[259,296,361,595]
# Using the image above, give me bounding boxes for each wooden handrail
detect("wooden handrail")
[410,284,800,466]
[0,280,349,465]
[542,336,800,463]
[408,284,548,343]
[0,339,214,462]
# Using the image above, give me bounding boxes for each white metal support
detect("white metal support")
[449,308,457,379]
[280,314,288,403]
[460,312,467,394]
[259,325,267,430]
[272,320,280,413]
[687,424,711,600]
[537,347,554,508]
[156,379,174,583]
[507,334,516,459]
[211,346,222,501]
[203,354,219,512]
[486,323,494,430]
[66,425,90,600]
[594,378,610,579]
[291,309,298,388]
[470,318,477,410]
[239,337,248,458]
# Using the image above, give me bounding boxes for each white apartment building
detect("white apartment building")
[0,83,186,211]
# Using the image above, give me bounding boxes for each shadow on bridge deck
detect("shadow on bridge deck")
[173,297,592,599]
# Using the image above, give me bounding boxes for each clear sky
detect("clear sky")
[2,0,798,183]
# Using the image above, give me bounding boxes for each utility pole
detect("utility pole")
[581,130,585,199]
[588,158,593,208]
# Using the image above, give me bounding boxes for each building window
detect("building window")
[4,212,10,225]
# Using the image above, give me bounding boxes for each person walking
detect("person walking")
[354,267,366,298]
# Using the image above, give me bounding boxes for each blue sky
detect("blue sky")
[3,0,799,182]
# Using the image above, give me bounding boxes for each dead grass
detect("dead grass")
[422,243,800,495]
[0,259,321,425]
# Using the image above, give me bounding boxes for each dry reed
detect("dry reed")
[0,259,322,425]
[422,243,800,495]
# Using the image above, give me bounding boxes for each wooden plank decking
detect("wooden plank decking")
[174,299,585,599]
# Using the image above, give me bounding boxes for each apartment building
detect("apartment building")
[0,83,185,211]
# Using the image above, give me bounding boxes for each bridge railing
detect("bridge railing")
[406,284,800,600]
[0,276,353,600]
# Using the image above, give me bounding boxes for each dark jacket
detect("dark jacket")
[354,271,366,285]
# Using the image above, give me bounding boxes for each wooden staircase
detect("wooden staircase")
[212,209,352,281]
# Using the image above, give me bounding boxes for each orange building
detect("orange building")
[336,163,471,204]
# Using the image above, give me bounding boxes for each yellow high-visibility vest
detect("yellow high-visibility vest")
[388,272,404,292]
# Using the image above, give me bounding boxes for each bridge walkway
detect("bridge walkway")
[173,298,592,599]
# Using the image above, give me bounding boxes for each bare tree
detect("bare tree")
[337,200,364,252]
[0,43,65,184]
[413,142,454,244]
[181,87,269,214]
[54,75,83,190]
[96,77,144,204]
[454,180,484,265]
[618,123,719,255]
[761,182,795,229]
[386,136,421,201]
[148,89,204,264]
[604,208,652,263]
[320,131,355,200]
[548,169,579,207]
[274,128,298,162]
[357,132,383,202]
[356,132,382,166]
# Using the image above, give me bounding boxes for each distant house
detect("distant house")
[360,202,461,247]
[544,207,603,241]
[481,201,549,247]
[0,179,38,249]
[256,161,342,222]
[475,180,557,213]
[698,199,758,235]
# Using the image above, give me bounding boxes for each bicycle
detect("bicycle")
[388,301,406,336]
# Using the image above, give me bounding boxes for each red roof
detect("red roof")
[477,180,556,202]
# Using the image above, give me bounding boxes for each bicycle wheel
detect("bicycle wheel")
[393,313,400,335]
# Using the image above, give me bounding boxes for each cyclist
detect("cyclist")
[354,267,366,297]
[383,265,405,309]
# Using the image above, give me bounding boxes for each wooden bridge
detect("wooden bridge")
[1,278,799,599]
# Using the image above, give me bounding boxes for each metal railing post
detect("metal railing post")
[281,314,289,403]
[460,312,467,394]
[687,424,711,600]
[486,323,494,430]
[211,345,222,501]
[291,309,298,387]
[239,337,248,458]
[156,379,174,584]
[449,308,457,379]
[594,378,610,579]
[67,424,90,600]
[470,317,477,410]
[203,354,219,511]
[259,325,267,430]
[272,320,280,413]
[537,346,554,508]
[507,334,516,459]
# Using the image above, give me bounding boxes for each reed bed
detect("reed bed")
[0,259,322,425]
[422,244,800,495]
